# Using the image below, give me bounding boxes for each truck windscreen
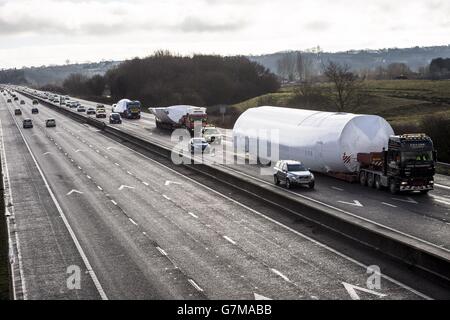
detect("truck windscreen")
[402,151,433,163]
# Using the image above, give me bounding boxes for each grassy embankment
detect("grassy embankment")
[229,80,450,129]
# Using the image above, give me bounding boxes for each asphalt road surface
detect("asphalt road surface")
[0,90,447,300]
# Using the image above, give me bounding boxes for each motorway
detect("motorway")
[72,95,450,250]
[0,90,449,300]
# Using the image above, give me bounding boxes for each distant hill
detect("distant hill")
[249,45,450,76]
[0,61,121,87]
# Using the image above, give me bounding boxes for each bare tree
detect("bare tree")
[323,61,363,112]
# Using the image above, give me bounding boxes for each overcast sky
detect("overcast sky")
[1,0,449,68]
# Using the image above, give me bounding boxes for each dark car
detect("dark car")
[273,160,315,189]
[23,119,33,129]
[31,108,39,114]
[20,100,25,105]
[14,97,18,101]
[109,113,122,124]
[190,137,210,154]
[45,119,56,127]
[7,99,11,103]
[14,108,22,115]
[32,100,39,105]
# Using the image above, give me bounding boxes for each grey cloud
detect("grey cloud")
[304,20,330,31]
[178,16,247,33]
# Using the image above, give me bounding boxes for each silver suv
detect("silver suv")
[273,160,315,189]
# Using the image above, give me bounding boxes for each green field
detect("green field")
[231,80,450,128]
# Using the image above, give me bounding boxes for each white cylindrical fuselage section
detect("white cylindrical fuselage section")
[232,106,394,173]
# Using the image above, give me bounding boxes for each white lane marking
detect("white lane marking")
[6,114,108,300]
[337,200,364,207]
[156,247,168,256]
[127,171,133,175]
[331,186,344,191]
[223,236,236,245]
[77,166,82,170]
[66,189,83,196]
[270,268,290,282]
[86,175,91,180]
[188,212,198,219]
[88,115,434,300]
[111,200,117,206]
[392,197,418,204]
[382,202,397,208]
[114,163,120,166]
[188,279,204,292]
[343,282,387,300]
[89,145,93,148]
[118,185,134,191]
[142,181,149,186]
[129,218,138,226]
[430,195,450,206]
[163,194,171,201]
[435,183,450,191]
[254,293,272,300]
[97,186,103,191]
[43,152,52,155]
[75,149,83,153]
[165,180,182,186]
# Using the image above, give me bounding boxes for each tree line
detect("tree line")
[59,52,280,107]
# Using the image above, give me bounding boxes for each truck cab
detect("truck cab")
[358,134,436,194]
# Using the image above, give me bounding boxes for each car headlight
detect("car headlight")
[310,173,315,180]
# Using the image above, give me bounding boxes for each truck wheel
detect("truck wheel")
[389,180,398,195]
[359,172,367,186]
[274,175,280,186]
[286,179,291,189]
[367,173,375,188]
[375,176,382,190]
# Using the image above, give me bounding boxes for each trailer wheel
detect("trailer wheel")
[375,175,382,190]
[359,172,367,186]
[367,173,375,188]
[389,180,398,195]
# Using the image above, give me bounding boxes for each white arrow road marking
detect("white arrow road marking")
[67,189,83,196]
[343,282,387,300]
[106,147,116,150]
[392,197,418,204]
[118,185,135,191]
[338,200,364,207]
[75,149,84,153]
[165,180,182,186]
[254,293,272,300]
[332,186,344,191]
[43,152,52,155]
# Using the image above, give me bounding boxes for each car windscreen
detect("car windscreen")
[287,164,306,172]
[111,114,120,119]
